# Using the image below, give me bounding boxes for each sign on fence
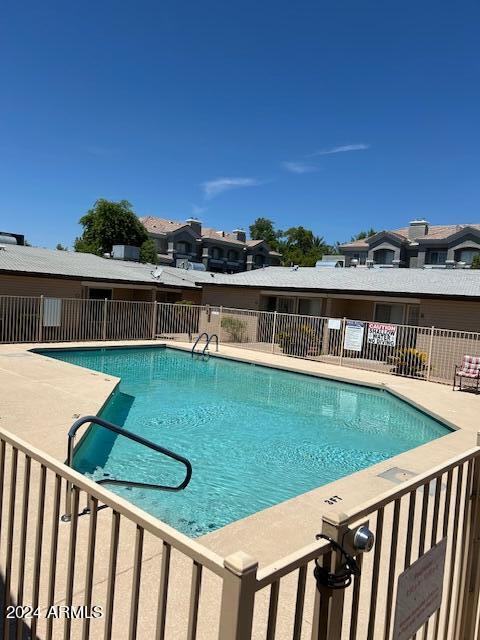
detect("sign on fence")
[43,297,62,327]
[343,320,364,352]
[367,322,397,347]
[393,537,447,640]
[328,318,341,330]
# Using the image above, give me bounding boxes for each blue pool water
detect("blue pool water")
[44,347,450,536]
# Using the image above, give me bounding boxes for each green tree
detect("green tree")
[74,199,147,256]
[249,218,282,250]
[139,238,158,264]
[280,226,332,266]
[471,255,480,269]
[350,228,377,241]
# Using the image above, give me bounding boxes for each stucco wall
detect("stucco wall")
[419,299,480,332]
[0,274,83,297]
[201,285,261,310]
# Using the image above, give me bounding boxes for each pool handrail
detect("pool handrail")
[202,333,219,355]
[191,331,209,356]
[63,415,192,520]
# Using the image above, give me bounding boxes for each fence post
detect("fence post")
[218,305,223,340]
[37,295,44,342]
[151,302,158,340]
[218,552,258,640]
[271,311,278,353]
[456,436,480,639]
[426,326,435,381]
[311,511,350,640]
[102,298,108,341]
[339,318,346,367]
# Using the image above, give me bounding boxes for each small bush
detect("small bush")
[390,348,428,377]
[221,316,247,342]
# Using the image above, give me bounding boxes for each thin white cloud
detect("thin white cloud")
[201,177,262,199]
[282,161,319,174]
[309,144,370,157]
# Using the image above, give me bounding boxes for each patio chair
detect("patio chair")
[453,355,480,393]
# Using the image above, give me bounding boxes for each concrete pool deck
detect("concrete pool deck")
[0,338,478,565]
[1,339,479,639]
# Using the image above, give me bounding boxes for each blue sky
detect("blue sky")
[1,1,479,248]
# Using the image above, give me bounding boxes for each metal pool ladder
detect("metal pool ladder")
[62,415,192,521]
[191,332,219,357]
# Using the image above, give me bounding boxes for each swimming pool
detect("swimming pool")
[44,346,451,536]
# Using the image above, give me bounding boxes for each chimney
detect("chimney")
[232,228,246,243]
[408,219,429,240]
[186,218,202,236]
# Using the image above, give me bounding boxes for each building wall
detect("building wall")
[419,299,480,332]
[201,285,261,310]
[0,274,83,297]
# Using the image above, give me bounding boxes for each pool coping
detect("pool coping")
[0,339,477,564]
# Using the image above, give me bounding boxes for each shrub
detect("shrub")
[277,323,320,356]
[390,348,428,377]
[471,255,480,269]
[221,316,247,342]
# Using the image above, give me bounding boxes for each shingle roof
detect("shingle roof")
[0,244,213,289]
[202,266,480,299]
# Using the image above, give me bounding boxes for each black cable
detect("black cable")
[313,533,361,591]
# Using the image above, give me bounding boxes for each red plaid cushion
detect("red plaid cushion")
[460,355,480,375]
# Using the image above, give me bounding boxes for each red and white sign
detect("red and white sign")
[393,538,447,640]
[367,322,398,347]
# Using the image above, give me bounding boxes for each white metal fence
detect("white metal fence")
[2,295,480,386]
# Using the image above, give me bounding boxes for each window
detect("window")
[425,250,447,265]
[89,288,112,300]
[298,299,311,315]
[352,252,367,265]
[374,303,404,324]
[211,246,224,260]
[227,249,239,261]
[373,249,395,265]
[154,238,167,252]
[276,297,296,313]
[406,305,420,326]
[456,248,480,264]
[253,254,265,266]
[176,241,191,255]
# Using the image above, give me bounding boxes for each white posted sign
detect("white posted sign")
[367,322,398,347]
[343,320,364,352]
[393,537,447,640]
[327,318,341,330]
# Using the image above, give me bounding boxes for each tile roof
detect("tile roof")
[340,224,480,248]
[201,227,245,245]
[139,216,187,234]
[0,244,214,289]
[202,266,480,299]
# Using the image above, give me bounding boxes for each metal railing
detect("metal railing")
[63,415,192,520]
[1,425,480,638]
[4,295,480,386]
